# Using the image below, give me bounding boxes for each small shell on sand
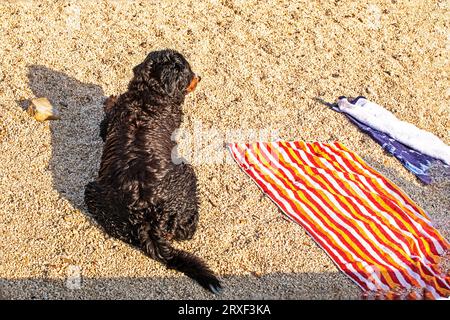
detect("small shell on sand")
[27,97,61,122]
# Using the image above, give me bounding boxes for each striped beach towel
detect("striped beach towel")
[228,140,449,299]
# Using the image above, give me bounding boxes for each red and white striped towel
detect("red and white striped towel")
[228,140,449,299]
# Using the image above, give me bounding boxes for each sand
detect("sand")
[0,0,448,300]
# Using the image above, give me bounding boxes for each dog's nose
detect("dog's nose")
[197,75,201,82]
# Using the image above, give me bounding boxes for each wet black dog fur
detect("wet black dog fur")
[84,49,222,294]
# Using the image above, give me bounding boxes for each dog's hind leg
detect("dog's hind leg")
[155,164,200,241]
[84,181,138,246]
[173,208,198,241]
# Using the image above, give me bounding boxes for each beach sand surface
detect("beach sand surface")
[0,0,448,299]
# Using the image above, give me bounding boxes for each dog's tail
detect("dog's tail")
[137,217,222,294]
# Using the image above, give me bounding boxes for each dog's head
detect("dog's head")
[129,49,200,103]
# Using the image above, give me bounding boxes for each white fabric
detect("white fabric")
[337,97,450,165]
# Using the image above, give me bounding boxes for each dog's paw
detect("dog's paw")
[198,274,223,295]
[208,282,223,295]
[191,269,223,295]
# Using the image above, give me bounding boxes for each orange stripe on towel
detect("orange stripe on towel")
[228,141,450,299]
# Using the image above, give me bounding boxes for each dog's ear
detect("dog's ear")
[159,61,192,98]
[130,63,145,90]
[132,61,150,83]
[130,60,162,94]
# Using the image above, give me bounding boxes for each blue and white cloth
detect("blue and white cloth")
[332,97,450,184]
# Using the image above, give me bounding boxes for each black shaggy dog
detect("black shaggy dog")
[84,49,222,293]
